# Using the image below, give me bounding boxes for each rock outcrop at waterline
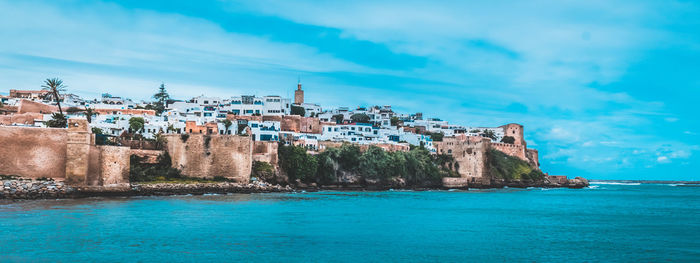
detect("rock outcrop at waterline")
[1,179,292,200]
[131,181,292,196]
[1,179,75,199]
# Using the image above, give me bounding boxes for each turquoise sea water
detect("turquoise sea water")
[1,183,699,262]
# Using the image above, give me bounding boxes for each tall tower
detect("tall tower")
[294,79,304,105]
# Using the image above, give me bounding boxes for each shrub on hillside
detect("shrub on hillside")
[486,149,543,181]
[277,143,449,187]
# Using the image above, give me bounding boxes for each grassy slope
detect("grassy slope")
[486,149,544,181]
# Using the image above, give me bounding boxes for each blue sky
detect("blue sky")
[0,0,698,180]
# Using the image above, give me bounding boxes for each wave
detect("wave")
[668,184,700,187]
[589,182,641,186]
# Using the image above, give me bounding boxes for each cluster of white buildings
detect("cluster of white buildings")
[2,84,512,152]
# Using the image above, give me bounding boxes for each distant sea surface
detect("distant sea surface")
[1,183,699,262]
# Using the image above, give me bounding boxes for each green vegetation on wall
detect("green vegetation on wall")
[278,143,454,187]
[251,161,276,183]
[129,152,182,182]
[486,149,544,181]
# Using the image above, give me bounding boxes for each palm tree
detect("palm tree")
[222,119,233,135]
[84,107,98,123]
[41,78,67,115]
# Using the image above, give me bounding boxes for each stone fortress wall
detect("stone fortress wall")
[252,141,279,168]
[0,112,44,126]
[0,125,68,179]
[1,118,541,190]
[435,135,492,187]
[165,134,252,183]
[0,119,130,188]
[434,123,540,187]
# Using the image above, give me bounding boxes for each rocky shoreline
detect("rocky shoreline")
[1,179,293,200]
[1,179,76,199]
[1,177,589,200]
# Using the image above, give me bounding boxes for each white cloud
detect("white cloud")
[0,0,380,100]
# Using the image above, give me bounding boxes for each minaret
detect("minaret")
[294,79,304,105]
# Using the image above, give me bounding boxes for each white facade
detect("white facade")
[248,121,280,141]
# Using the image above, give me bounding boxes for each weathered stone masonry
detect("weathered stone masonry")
[434,123,541,187]
[0,119,130,188]
[165,134,253,183]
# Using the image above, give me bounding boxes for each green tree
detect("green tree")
[45,113,67,128]
[152,83,170,115]
[237,123,248,135]
[358,146,391,181]
[221,119,233,134]
[337,144,361,171]
[291,105,305,116]
[252,161,277,183]
[350,113,370,123]
[153,132,167,150]
[480,129,497,140]
[130,152,182,182]
[425,131,444,142]
[501,136,515,144]
[315,148,340,184]
[84,107,98,123]
[129,117,145,134]
[332,114,344,124]
[41,78,66,115]
[390,116,400,126]
[278,144,318,183]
